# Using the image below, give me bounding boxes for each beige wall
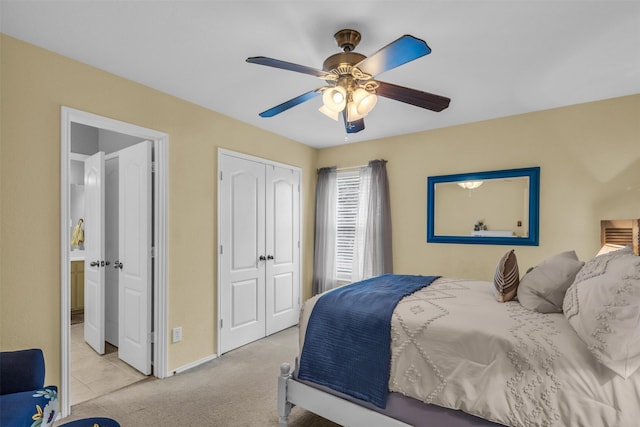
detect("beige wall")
[0,35,317,384]
[317,94,640,280]
[1,33,639,392]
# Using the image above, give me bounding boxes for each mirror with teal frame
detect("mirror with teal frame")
[427,167,540,246]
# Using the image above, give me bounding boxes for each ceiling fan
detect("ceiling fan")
[246,29,450,134]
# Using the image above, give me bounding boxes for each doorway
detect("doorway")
[60,107,169,417]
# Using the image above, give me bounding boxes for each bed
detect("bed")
[277,247,640,427]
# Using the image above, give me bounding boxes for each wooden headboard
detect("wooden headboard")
[601,219,640,255]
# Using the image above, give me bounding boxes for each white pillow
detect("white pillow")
[563,249,640,378]
[518,251,584,313]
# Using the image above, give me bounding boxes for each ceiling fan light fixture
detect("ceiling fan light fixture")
[319,104,340,121]
[322,86,347,112]
[352,87,377,115]
[248,29,451,135]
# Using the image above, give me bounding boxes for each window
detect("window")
[335,171,360,283]
[313,160,390,294]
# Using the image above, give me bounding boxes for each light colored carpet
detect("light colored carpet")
[55,326,340,426]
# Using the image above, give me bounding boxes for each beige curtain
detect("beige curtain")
[312,167,338,295]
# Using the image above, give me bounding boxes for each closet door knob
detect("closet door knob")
[114,261,123,270]
[90,261,100,267]
[259,255,266,261]
[267,255,274,260]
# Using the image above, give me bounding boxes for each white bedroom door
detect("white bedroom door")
[104,157,119,346]
[84,151,106,355]
[265,166,300,335]
[117,140,152,375]
[219,154,267,353]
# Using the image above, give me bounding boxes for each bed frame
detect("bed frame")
[277,362,411,427]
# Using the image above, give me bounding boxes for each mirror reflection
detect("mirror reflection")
[434,177,529,237]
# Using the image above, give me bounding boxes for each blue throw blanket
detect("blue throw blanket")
[298,274,440,408]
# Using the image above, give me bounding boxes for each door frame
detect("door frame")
[60,107,169,417]
[216,148,302,355]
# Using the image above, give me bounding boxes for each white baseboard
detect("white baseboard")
[170,354,218,376]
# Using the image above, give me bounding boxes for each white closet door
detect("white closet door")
[118,140,152,375]
[219,155,266,354]
[265,166,300,335]
[84,152,105,355]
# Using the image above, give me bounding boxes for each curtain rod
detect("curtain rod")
[337,159,387,171]
[336,164,368,171]
[320,159,387,173]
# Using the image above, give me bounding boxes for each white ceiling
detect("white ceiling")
[2,1,639,149]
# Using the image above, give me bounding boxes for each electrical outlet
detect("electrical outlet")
[172,327,183,343]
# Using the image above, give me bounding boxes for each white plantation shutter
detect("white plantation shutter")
[336,171,360,283]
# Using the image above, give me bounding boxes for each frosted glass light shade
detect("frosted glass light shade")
[319,105,340,121]
[346,102,364,122]
[352,88,377,115]
[596,243,625,256]
[322,86,347,112]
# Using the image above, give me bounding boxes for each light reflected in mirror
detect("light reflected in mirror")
[435,177,529,237]
[427,167,539,246]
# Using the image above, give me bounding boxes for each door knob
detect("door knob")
[90,261,100,267]
[114,261,123,270]
[258,255,266,261]
[267,255,274,260]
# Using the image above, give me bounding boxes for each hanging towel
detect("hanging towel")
[71,218,84,247]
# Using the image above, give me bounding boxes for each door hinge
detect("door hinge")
[149,332,155,343]
[151,162,157,173]
[150,247,156,258]
[220,171,223,180]
[220,245,223,255]
[297,241,300,249]
[220,319,223,329]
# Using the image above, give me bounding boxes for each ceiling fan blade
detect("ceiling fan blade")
[258,90,321,118]
[375,81,450,112]
[247,56,331,78]
[355,35,431,77]
[341,111,365,133]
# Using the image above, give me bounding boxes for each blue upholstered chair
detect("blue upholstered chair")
[0,348,58,427]
[58,417,120,427]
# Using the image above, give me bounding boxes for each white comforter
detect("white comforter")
[299,278,640,427]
